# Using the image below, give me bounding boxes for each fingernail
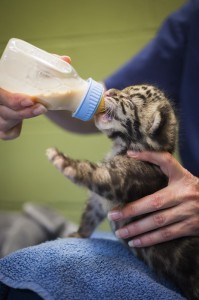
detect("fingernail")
[33,105,47,116]
[21,99,34,107]
[115,228,129,238]
[108,211,123,221]
[127,151,138,157]
[128,239,141,247]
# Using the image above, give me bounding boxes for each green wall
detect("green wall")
[0,0,184,228]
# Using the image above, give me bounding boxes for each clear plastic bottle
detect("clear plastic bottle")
[0,38,105,121]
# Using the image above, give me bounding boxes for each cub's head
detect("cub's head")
[94,85,178,153]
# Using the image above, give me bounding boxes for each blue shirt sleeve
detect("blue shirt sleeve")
[104,1,193,105]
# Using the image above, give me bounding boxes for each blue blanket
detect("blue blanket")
[0,233,185,300]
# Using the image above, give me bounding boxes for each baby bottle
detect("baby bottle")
[0,38,105,121]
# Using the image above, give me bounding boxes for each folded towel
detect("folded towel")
[0,233,185,300]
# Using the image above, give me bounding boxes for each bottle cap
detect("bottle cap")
[72,78,104,121]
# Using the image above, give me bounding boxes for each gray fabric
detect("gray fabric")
[0,203,77,258]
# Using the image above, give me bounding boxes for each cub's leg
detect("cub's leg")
[46,148,114,237]
[46,147,117,200]
[69,193,107,238]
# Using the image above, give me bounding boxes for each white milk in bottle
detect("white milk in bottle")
[0,38,104,121]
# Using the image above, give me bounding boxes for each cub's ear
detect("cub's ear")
[148,110,165,136]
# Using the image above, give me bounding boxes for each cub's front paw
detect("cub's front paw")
[46,147,76,179]
[46,147,66,172]
[46,147,59,162]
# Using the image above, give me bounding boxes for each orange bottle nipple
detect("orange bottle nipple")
[96,96,105,114]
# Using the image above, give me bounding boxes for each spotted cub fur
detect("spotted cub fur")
[46,85,199,300]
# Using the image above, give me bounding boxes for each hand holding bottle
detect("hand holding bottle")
[0,55,71,140]
[0,38,104,140]
[0,88,47,140]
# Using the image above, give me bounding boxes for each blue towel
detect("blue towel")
[0,233,185,300]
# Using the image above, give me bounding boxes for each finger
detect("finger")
[0,104,47,132]
[0,116,20,132]
[60,56,72,64]
[53,54,71,64]
[0,123,22,140]
[127,218,196,247]
[20,103,47,118]
[0,103,47,122]
[115,203,190,239]
[0,88,34,110]
[127,151,184,181]
[108,186,179,221]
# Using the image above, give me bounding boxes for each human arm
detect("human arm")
[104,1,193,104]
[39,2,193,135]
[108,151,199,247]
[46,110,98,134]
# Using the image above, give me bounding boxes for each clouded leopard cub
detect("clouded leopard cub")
[47,85,199,300]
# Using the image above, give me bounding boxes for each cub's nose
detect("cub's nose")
[105,88,119,97]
